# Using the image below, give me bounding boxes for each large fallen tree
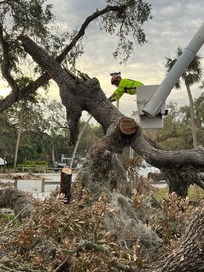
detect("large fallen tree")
[1,1,204,270]
[14,35,204,199]
[1,35,204,272]
[1,0,204,197]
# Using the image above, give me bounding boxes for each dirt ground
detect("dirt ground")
[0,172,44,180]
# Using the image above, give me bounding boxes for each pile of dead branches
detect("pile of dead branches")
[0,180,203,272]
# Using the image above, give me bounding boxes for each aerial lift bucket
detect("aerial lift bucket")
[137,23,204,130]
[137,85,167,129]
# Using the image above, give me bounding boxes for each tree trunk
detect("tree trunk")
[185,81,197,148]
[51,144,55,167]
[18,36,204,197]
[70,115,92,169]
[151,203,204,272]
[1,34,204,268]
[163,168,194,197]
[60,167,72,203]
[14,125,22,172]
[75,117,138,197]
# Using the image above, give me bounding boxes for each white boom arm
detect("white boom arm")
[142,23,204,117]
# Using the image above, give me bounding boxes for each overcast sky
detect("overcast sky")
[48,0,204,119]
[1,0,204,121]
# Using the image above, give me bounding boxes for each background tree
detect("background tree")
[164,47,203,148]
[145,102,203,151]
[0,94,105,168]
[0,106,16,165]
[194,93,204,144]
[144,102,185,150]
[6,89,51,169]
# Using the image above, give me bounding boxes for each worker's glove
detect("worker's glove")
[109,97,115,102]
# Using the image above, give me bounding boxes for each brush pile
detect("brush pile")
[0,179,203,272]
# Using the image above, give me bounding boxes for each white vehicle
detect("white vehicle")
[137,160,165,181]
[0,157,7,166]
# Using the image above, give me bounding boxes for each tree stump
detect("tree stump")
[60,167,72,204]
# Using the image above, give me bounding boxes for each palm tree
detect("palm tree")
[164,47,203,148]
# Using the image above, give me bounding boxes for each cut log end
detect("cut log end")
[61,167,72,175]
[119,117,137,135]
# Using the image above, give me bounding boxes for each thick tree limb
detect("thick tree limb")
[14,12,203,173]
[0,24,19,94]
[17,35,204,195]
[55,4,123,63]
[151,202,204,272]
[131,138,204,170]
[18,35,119,145]
[0,4,128,112]
[0,1,7,4]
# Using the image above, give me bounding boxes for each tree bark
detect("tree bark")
[151,203,204,272]
[18,35,204,197]
[60,167,72,204]
[185,81,198,148]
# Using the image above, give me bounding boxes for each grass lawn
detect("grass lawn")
[155,185,204,201]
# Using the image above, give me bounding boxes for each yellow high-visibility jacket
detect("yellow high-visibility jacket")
[113,78,144,100]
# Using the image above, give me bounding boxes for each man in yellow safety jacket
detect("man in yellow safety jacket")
[109,73,144,102]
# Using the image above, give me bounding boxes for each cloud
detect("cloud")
[4,1,204,121]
